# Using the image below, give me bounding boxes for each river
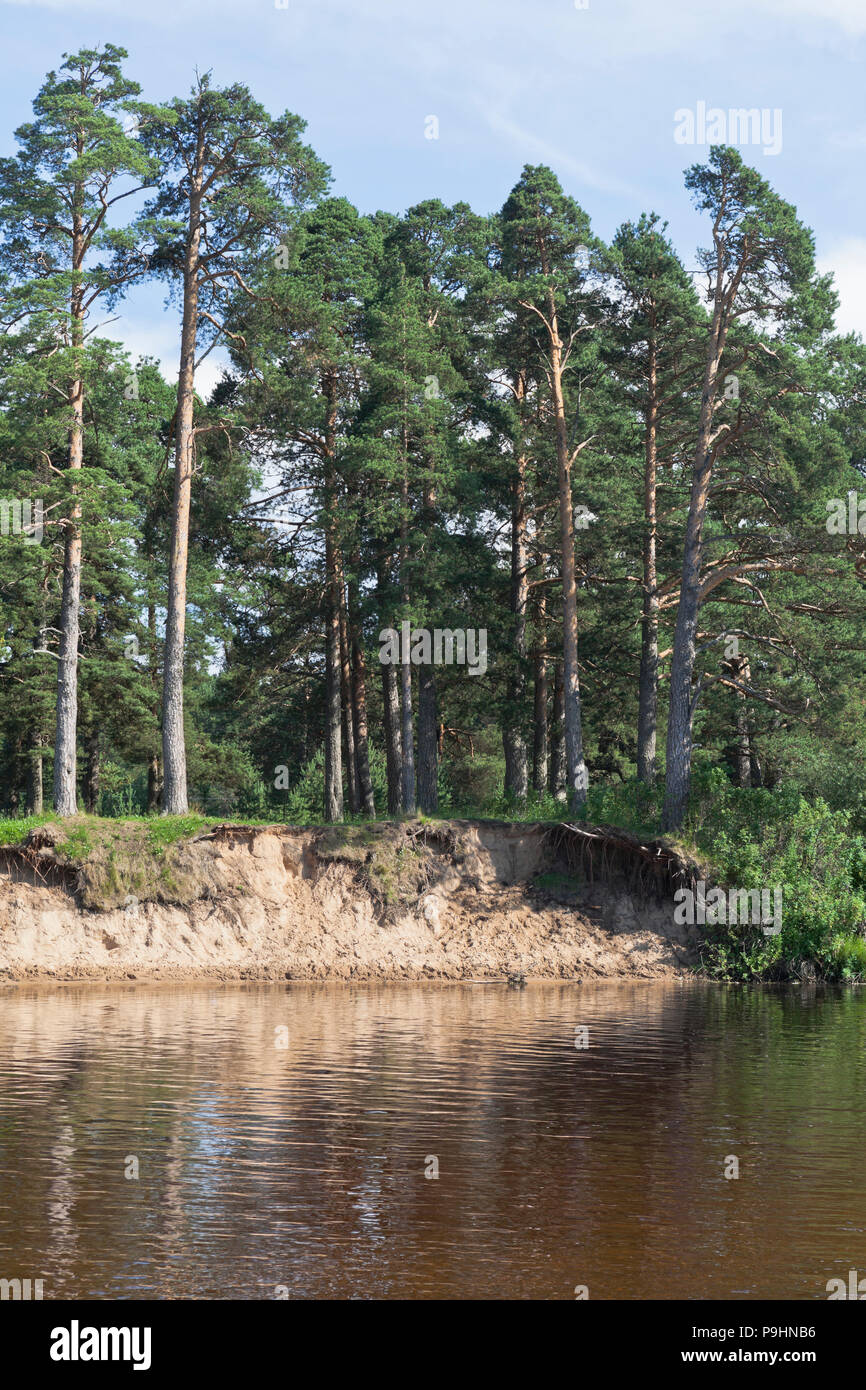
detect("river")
[0,981,862,1299]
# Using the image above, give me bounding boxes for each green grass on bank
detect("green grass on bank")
[0,812,272,909]
[3,767,866,982]
[0,811,269,852]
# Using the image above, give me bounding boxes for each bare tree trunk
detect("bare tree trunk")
[637,322,659,786]
[147,753,163,814]
[348,562,375,816]
[503,421,529,802]
[322,372,344,822]
[26,731,44,816]
[549,658,567,802]
[337,555,359,815]
[532,587,549,794]
[323,488,344,822]
[545,280,588,813]
[382,660,402,815]
[399,433,415,815]
[146,602,162,812]
[400,659,416,814]
[416,446,438,816]
[732,655,752,788]
[749,729,763,788]
[324,585,344,822]
[162,181,203,816]
[377,552,403,815]
[323,507,343,822]
[417,664,438,813]
[53,225,85,817]
[53,505,82,815]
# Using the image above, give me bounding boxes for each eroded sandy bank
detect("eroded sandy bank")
[0,819,701,983]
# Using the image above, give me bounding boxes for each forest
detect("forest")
[3,45,866,978]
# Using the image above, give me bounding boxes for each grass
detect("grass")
[316,821,434,910]
[0,813,234,909]
[0,811,59,846]
[145,814,217,854]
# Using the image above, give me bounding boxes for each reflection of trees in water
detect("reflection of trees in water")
[46,1117,78,1288]
[0,983,864,1297]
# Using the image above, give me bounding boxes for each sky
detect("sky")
[1,0,864,393]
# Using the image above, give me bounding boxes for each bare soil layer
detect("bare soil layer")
[0,819,701,983]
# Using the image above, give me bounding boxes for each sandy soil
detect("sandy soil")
[0,820,700,983]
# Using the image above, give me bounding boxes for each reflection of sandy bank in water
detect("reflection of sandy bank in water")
[0,821,699,982]
[0,980,710,1094]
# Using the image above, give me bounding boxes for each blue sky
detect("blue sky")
[2,0,864,392]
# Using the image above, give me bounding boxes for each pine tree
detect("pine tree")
[0,44,160,814]
[497,166,604,813]
[606,213,703,785]
[137,74,327,814]
[661,146,838,829]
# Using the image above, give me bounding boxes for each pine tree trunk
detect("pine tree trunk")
[162,186,203,816]
[53,510,82,815]
[549,659,567,802]
[399,435,416,815]
[417,664,438,813]
[324,592,344,822]
[348,562,375,816]
[532,588,549,794]
[417,452,438,815]
[546,283,588,812]
[53,246,85,817]
[503,430,529,802]
[147,753,163,814]
[382,659,403,814]
[400,658,416,814]
[732,656,752,788]
[26,731,44,816]
[323,503,344,822]
[322,373,344,822]
[750,736,763,788]
[637,323,659,786]
[146,602,161,812]
[378,552,403,815]
[337,556,359,814]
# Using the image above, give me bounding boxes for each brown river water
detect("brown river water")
[0,980,863,1300]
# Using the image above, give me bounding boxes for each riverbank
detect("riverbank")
[0,817,700,983]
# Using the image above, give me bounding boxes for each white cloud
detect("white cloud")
[762,0,866,36]
[5,0,866,40]
[819,238,866,338]
[475,104,645,201]
[105,314,230,400]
